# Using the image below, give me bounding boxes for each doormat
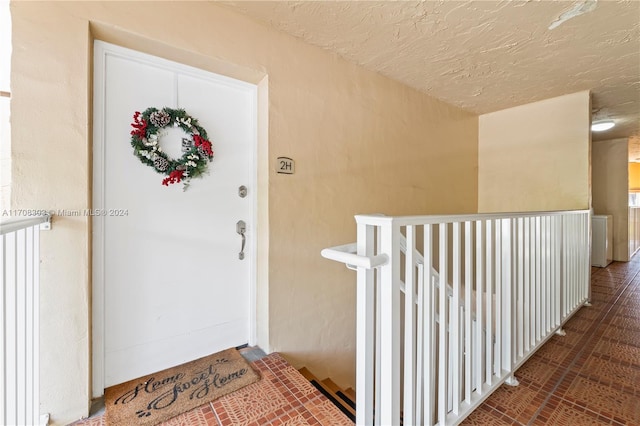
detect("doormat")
[105,348,260,426]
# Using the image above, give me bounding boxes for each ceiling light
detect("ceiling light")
[591,120,615,132]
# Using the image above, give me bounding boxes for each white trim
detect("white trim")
[248,83,258,347]
[91,41,107,398]
[91,40,259,398]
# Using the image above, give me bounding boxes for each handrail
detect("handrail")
[335,210,591,425]
[0,214,52,235]
[324,237,456,297]
[321,243,389,270]
[356,209,590,227]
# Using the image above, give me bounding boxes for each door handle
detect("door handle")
[236,220,246,260]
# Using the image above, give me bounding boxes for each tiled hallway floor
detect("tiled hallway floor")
[462,258,640,425]
[73,258,640,426]
[70,353,354,426]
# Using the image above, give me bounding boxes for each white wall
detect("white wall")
[478,91,591,213]
[0,1,10,209]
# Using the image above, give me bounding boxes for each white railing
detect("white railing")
[322,210,590,426]
[0,215,51,426]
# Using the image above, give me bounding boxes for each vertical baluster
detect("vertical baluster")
[570,216,575,311]
[493,220,502,379]
[575,215,580,304]
[535,217,542,344]
[540,216,551,339]
[485,220,493,385]
[565,215,569,315]
[577,215,581,302]
[580,214,584,300]
[464,221,473,404]
[564,215,569,316]
[530,217,536,350]
[576,215,580,306]
[438,223,449,425]
[547,216,554,332]
[423,225,435,426]
[501,219,513,376]
[527,217,534,350]
[356,222,376,426]
[404,226,416,425]
[549,216,555,330]
[517,217,531,359]
[555,216,562,328]
[524,217,531,353]
[26,226,40,424]
[511,217,524,357]
[570,216,575,312]
[584,213,591,302]
[475,220,485,393]
[16,228,27,426]
[569,215,574,314]
[452,223,461,415]
[33,225,41,425]
[0,233,6,425]
[579,214,584,302]
[568,215,572,315]
[576,215,580,303]
[375,225,382,426]
[24,228,33,425]
[5,230,17,425]
[551,216,557,328]
[415,260,424,426]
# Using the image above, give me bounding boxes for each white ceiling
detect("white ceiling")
[222,0,639,142]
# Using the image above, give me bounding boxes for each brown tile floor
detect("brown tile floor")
[72,258,640,426]
[462,258,640,426]
[70,353,353,426]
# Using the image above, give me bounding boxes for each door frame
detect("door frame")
[91,40,259,398]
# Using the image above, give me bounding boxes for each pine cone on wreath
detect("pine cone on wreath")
[198,146,211,159]
[153,157,169,172]
[150,110,171,127]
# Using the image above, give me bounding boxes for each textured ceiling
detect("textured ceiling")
[222,0,640,142]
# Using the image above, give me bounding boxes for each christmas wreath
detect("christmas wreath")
[130,107,214,190]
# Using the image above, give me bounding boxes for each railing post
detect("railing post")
[378,219,401,426]
[501,219,514,377]
[356,220,375,426]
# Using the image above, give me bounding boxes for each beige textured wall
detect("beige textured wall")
[478,91,591,213]
[10,2,478,423]
[592,139,629,261]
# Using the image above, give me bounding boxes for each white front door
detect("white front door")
[92,41,256,392]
